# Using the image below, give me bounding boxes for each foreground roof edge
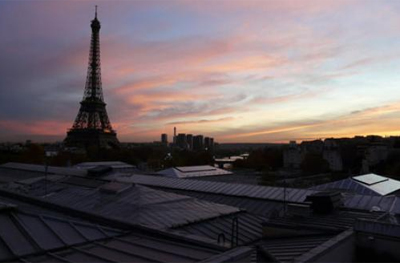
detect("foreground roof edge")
[0,187,229,252]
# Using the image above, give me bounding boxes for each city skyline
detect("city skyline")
[2,1,400,143]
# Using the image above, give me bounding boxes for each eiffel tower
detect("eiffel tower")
[65,7,119,148]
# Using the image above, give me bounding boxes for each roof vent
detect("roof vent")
[99,182,132,194]
[305,191,343,214]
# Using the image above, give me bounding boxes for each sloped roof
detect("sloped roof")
[4,180,239,230]
[116,174,400,215]
[117,174,317,203]
[0,202,124,262]
[259,230,354,263]
[265,209,383,232]
[172,212,264,247]
[74,161,136,170]
[157,165,232,178]
[0,198,241,263]
[1,162,87,177]
[22,235,250,263]
[312,173,400,196]
[259,234,335,262]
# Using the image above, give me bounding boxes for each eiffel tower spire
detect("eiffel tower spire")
[65,8,119,148]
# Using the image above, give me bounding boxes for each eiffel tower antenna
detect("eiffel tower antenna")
[95,5,98,19]
[64,9,119,148]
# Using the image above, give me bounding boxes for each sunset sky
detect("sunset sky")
[2,1,400,143]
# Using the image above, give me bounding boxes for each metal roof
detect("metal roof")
[265,209,383,231]
[0,190,252,263]
[313,174,400,196]
[1,162,87,177]
[117,174,317,203]
[4,180,240,230]
[21,232,226,263]
[186,173,260,185]
[353,173,400,195]
[355,218,400,239]
[172,212,264,247]
[155,188,284,218]
[157,165,232,178]
[74,161,137,171]
[113,175,400,216]
[259,230,354,263]
[342,193,400,213]
[353,173,388,185]
[311,178,379,196]
[0,167,46,184]
[259,234,335,262]
[0,204,124,262]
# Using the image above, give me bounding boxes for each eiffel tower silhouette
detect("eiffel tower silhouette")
[65,7,119,148]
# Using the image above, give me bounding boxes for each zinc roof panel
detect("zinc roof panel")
[45,218,86,245]
[225,184,246,196]
[73,223,105,240]
[0,236,14,261]
[121,236,213,261]
[357,195,374,210]
[235,184,256,196]
[17,213,64,250]
[106,238,191,263]
[0,214,37,257]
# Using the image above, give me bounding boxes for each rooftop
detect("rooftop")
[157,165,232,178]
[74,161,136,170]
[312,173,400,196]
[4,179,239,230]
[0,196,244,263]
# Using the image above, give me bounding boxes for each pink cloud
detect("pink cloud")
[0,120,70,136]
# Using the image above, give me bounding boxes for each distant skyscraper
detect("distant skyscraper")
[161,133,168,145]
[64,8,119,148]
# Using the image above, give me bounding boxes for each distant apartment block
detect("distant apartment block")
[186,134,193,150]
[193,135,204,150]
[176,133,187,149]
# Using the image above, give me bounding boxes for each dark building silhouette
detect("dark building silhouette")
[193,135,204,150]
[161,133,168,145]
[204,137,214,150]
[186,134,193,150]
[65,9,119,148]
[176,133,187,149]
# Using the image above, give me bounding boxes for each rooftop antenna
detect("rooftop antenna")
[95,5,98,18]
